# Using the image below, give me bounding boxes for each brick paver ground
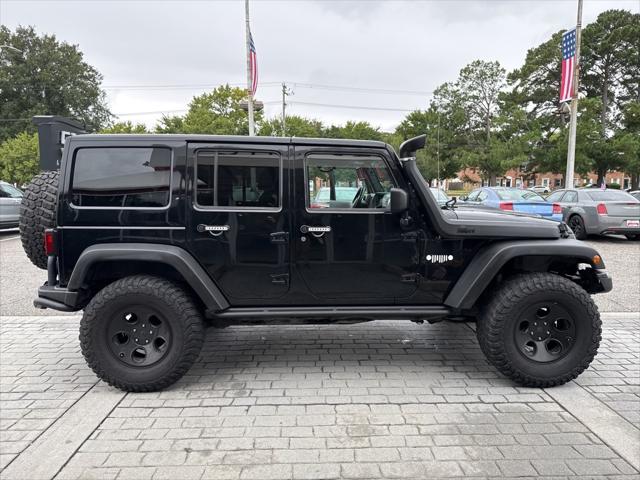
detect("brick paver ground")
[1,314,638,480]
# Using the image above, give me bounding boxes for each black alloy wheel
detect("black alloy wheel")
[107,306,172,367]
[514,303,576,363]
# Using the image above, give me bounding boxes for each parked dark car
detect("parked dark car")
[19,119,612,392]
[546,188,640,240]
[460,187,563,222]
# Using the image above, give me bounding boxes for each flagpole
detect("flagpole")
[565,0,583,188]
[245,0,255,136]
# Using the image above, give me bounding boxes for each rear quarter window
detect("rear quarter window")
[71,147,173,208]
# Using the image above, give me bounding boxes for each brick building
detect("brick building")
[452,167,633,191]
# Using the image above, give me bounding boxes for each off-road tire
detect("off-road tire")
[477,272,601,388]
[19,170,59,269]
[80,275,205,392]
[567,214,587,240]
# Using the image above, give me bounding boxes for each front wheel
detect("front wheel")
[477,273,601,387]
[625,234,639,241]
[80,275,205,392]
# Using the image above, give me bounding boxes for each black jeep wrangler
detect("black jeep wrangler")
[20,118,612,392]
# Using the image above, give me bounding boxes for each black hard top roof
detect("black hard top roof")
[72,134,389,149]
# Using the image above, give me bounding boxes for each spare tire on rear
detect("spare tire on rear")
[19,170,59,270]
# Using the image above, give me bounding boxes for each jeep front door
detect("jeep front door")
[293,148,420,302]
[188,144,290,304]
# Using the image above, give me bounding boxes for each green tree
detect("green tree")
[323,121,383,141]
[0,132,39,185]
[259,115,324,137]
[582,10,640,135]
[615,101,640,189]
[0,26,111,142]
[155,85,260,135]
[100,121,148,134]
[395,108,462,183]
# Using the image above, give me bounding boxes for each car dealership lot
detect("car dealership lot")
[0,232,638,479]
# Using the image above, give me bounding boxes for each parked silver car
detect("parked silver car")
[547,188,640,240]
[0,181,23,229]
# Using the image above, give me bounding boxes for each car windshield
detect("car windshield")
[495,189,545,202]
[429,188,449,202]
[586,190,638,202]
[0,184,23,198]
[314,187,358,203]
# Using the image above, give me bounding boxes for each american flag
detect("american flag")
[560,28,576,103]
[249,30,258,96]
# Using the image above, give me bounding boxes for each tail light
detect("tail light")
[499,202,513,211]
[552,203,562,214]
[596,203,608,215]
[44,229,57,256]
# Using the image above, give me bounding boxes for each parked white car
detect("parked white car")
[0,181,23,229]
[529,185,550,194]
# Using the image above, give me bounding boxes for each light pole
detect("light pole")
[245,0,255,136]
[565,0,583,189]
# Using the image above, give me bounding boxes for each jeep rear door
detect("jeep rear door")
[292,145,420,303]
[187,142,291,304]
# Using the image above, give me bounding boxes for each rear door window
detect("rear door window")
[71,147,172,208]
[563,191,578,203]
[195,150,281,209]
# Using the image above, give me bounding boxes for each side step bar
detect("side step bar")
[209,305,452,324]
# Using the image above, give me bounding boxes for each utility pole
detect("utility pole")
[281,83,292,137]
[436,110,441,189]
[565,0,583,188]
[245,0,255,136]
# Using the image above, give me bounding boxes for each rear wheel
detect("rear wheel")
[625,234,639,240]
[568,215,587,240]
[477,273,601,387]
[19,170,59,269]
[80,275,205,392]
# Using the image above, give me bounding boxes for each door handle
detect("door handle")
[300,225,331,237]
[270,273,289,285]
[270,231,289,244]
[197,224,230,237]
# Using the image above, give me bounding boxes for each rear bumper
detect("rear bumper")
[34,255,83,312]
[596,216,640,235]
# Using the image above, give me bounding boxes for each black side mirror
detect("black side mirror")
[390,188,408,213]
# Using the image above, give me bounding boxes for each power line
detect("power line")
[103,82,281,91]
[290,82,433,96]
[288,101,415,112]
[101,81,433,97]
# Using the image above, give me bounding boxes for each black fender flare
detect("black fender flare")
[444,239,607,310]
[67,243,229,312]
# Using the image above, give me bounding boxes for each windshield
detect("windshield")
[495,189,545,202]
[314,187,358,203]
[429,188,449,202]
[0,184,23,198]
[587,190,638,202]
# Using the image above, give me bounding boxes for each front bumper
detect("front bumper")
[594,270,613,293]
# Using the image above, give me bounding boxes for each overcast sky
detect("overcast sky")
[2,0,638,132]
